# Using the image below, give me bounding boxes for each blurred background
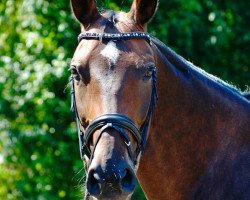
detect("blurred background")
[0,0,249,199]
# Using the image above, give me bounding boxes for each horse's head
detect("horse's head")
[70,0,158,199]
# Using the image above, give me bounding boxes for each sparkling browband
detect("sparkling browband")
[78,31,152,45]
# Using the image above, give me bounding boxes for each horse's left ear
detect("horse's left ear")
[128,0,158,26]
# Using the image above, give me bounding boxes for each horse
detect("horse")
[69,0,250,199]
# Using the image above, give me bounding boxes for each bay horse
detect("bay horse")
[69,0,250,199]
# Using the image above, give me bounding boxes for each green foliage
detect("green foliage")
[0,0,249,199]
[0,0,83,199]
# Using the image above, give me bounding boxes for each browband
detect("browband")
[78,31,153,45]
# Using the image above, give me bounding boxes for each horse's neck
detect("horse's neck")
[137,46,250,200]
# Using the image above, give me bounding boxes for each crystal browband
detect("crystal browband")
[78,31,152,45]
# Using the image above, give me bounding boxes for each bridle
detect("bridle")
[70,31,158,170]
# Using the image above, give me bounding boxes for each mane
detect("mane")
[243,91,250,101]
[151,36,243,95]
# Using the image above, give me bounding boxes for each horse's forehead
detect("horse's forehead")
[72,39,100,66]
[72,38,141,68]
[100,41,120,65]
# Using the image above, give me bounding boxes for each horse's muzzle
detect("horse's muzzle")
[86,161,136,199]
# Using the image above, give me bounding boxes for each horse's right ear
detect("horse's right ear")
[70,0,100,27]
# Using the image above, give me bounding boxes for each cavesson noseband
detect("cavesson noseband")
[70,31,158,169]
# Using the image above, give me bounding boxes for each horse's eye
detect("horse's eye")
[70,66,80,81]
[143,65,156,80]
[145,69,153,77]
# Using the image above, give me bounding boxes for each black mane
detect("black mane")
[151,36,246,97]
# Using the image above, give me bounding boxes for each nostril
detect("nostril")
[121,168,136,193]
[86,169,101,197]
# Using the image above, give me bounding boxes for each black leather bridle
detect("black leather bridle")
[70,31,158,169]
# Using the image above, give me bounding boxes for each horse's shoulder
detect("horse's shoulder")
[188,144,250,200]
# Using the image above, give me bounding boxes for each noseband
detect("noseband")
[70,31,158,169]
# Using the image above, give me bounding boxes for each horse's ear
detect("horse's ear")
[129,0,158,25]
[70,0,100,27]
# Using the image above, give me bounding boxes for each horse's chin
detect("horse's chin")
[90,193,132,200]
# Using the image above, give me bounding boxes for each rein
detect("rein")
[70,31,158,169]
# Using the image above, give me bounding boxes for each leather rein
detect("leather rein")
[70,31,158,169]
